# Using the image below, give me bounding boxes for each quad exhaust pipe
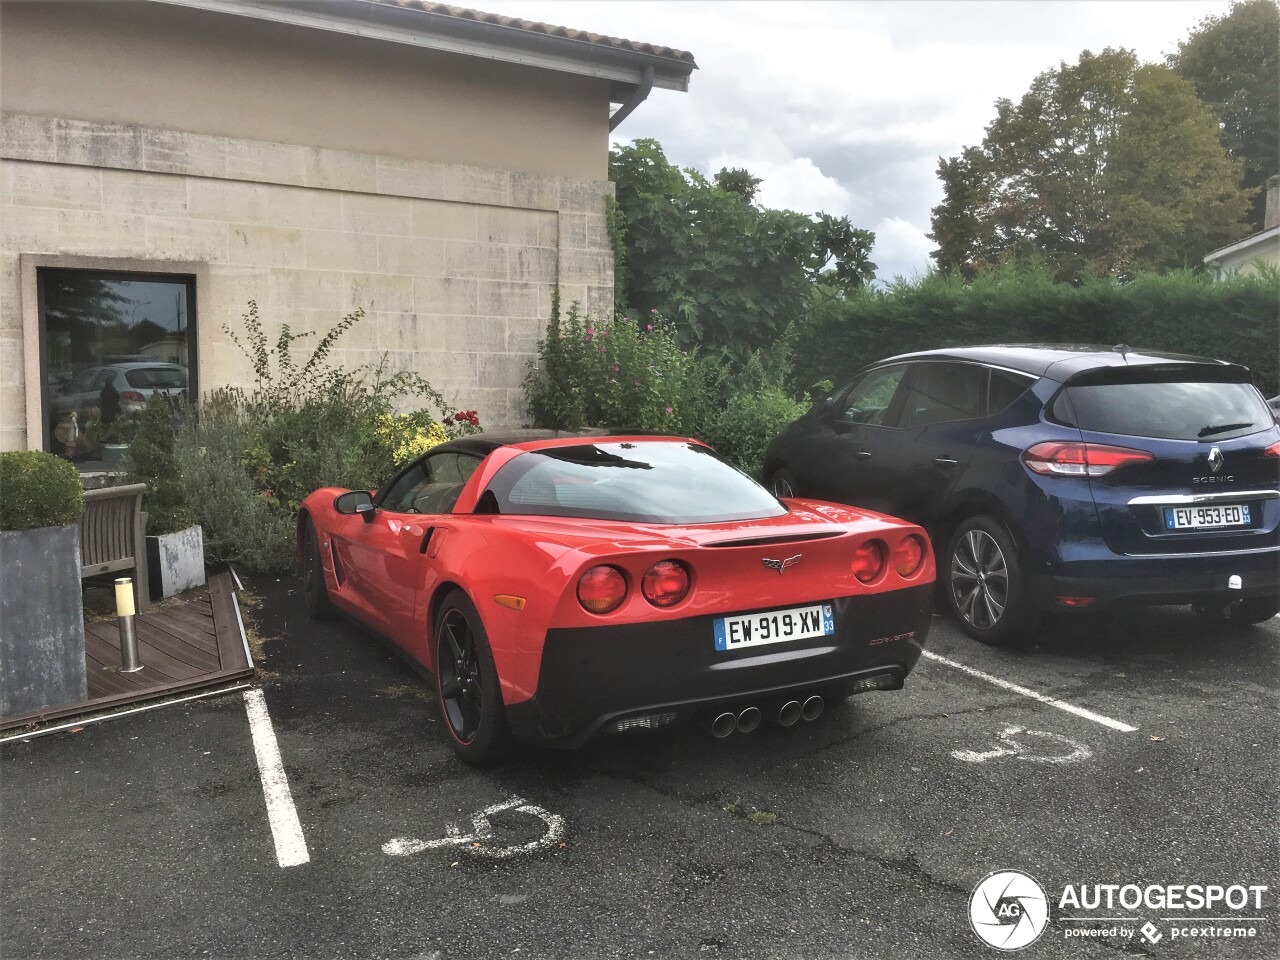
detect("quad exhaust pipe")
[711,707,764,737]
[711,712,737,738]
[714,696,825,737]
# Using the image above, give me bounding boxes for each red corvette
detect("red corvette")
[298,436,934,763]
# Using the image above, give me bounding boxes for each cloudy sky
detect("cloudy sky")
[479,0,1233,282]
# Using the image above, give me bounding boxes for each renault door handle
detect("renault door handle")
[934,457,959,468]
[856,449,872,460]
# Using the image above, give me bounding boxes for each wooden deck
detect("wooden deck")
[1,570,254,730]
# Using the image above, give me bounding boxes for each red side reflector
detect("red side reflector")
[1055,596,1096,607]
[641,560,691,608]
[577,565,627,614]
[1022,441,1154,477]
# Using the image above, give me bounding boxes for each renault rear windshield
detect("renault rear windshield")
[1050,365,1273,441]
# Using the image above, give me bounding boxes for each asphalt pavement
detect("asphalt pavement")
[2,575,1276,960]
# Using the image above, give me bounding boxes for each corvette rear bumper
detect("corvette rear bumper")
[505,584,932,747]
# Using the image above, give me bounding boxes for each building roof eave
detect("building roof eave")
[1202,226,1280,265]
[148,0,696,93]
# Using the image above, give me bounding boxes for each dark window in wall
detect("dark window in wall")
[39,269,196,463]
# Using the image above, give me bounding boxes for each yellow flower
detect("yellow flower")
[377,414,447,462]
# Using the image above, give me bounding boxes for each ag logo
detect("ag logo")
[969,870,1050,951]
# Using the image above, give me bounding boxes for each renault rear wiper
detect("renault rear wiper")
[1197,422,1252,438]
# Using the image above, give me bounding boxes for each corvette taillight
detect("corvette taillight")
[577,565,627,614]
[1022,441,1154,477]
[641,560,691,607]
[852,540,886,584]
[893,535,926,578]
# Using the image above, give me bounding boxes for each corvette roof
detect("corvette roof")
[429,432,696,459]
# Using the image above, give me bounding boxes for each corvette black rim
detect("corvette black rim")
[950,529,1008,630]
[438,610,482,744]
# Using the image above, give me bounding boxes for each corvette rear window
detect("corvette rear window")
[483,442,787,524]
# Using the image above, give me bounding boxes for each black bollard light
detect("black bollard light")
[114,577,142,673]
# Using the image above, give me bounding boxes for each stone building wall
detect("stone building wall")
[0,113,616,450]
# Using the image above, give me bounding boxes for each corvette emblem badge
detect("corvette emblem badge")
[762,554,802,575]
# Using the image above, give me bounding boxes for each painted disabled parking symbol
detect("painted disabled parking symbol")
[952,726,1092,765]
[383,795,565,860]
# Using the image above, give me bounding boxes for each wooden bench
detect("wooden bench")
[79,483,151,612]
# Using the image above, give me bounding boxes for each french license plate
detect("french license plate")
[1164,504,1250,529]
[713,603,834,652]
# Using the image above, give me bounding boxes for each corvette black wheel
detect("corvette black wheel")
[946,516,1038,647]
[301,518,332,621]
[434,591,511,765]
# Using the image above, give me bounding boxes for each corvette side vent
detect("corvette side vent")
[330,542,346,587]
[704,532,842,548]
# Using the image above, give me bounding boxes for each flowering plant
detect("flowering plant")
[442,409,483,437]
[525,302,691,432]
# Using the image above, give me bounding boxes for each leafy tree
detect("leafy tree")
[713,167,763,203]
[810,213,877,291]
[610,140,875,361]
[930,49,1252,281]
[1171,0,1279,232]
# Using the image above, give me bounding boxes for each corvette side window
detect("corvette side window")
[382,452,481,515]
[380,464,429,513]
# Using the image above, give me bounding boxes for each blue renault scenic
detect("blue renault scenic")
[764,345,1280,645]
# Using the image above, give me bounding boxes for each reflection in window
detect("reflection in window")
[40,269,194,464]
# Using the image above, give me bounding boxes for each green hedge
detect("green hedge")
[0,451,84,531]
[792,268,1280,397]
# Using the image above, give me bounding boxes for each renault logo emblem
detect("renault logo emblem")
[762,555,802,575]
[1208,446,1224,474]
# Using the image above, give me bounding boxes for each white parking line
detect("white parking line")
[921,651,1138,733]
[244,688,310,868]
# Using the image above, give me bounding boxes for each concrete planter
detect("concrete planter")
[147,525,206,599]
[0,523,88,718]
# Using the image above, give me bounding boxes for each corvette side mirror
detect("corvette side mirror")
[334,490,376,522]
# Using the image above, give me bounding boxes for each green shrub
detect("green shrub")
[524,303,805,477]
[175,302,475,573]
[524,301,692,432]
[792,264,1280,396]
[694,347,809,479]
[128,392,197,536]
[0,451,84,531]
[176,390,297,573]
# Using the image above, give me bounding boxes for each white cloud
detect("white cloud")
[479,0,1235,279]
[707,153,852,215]
[871,217,938,283]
